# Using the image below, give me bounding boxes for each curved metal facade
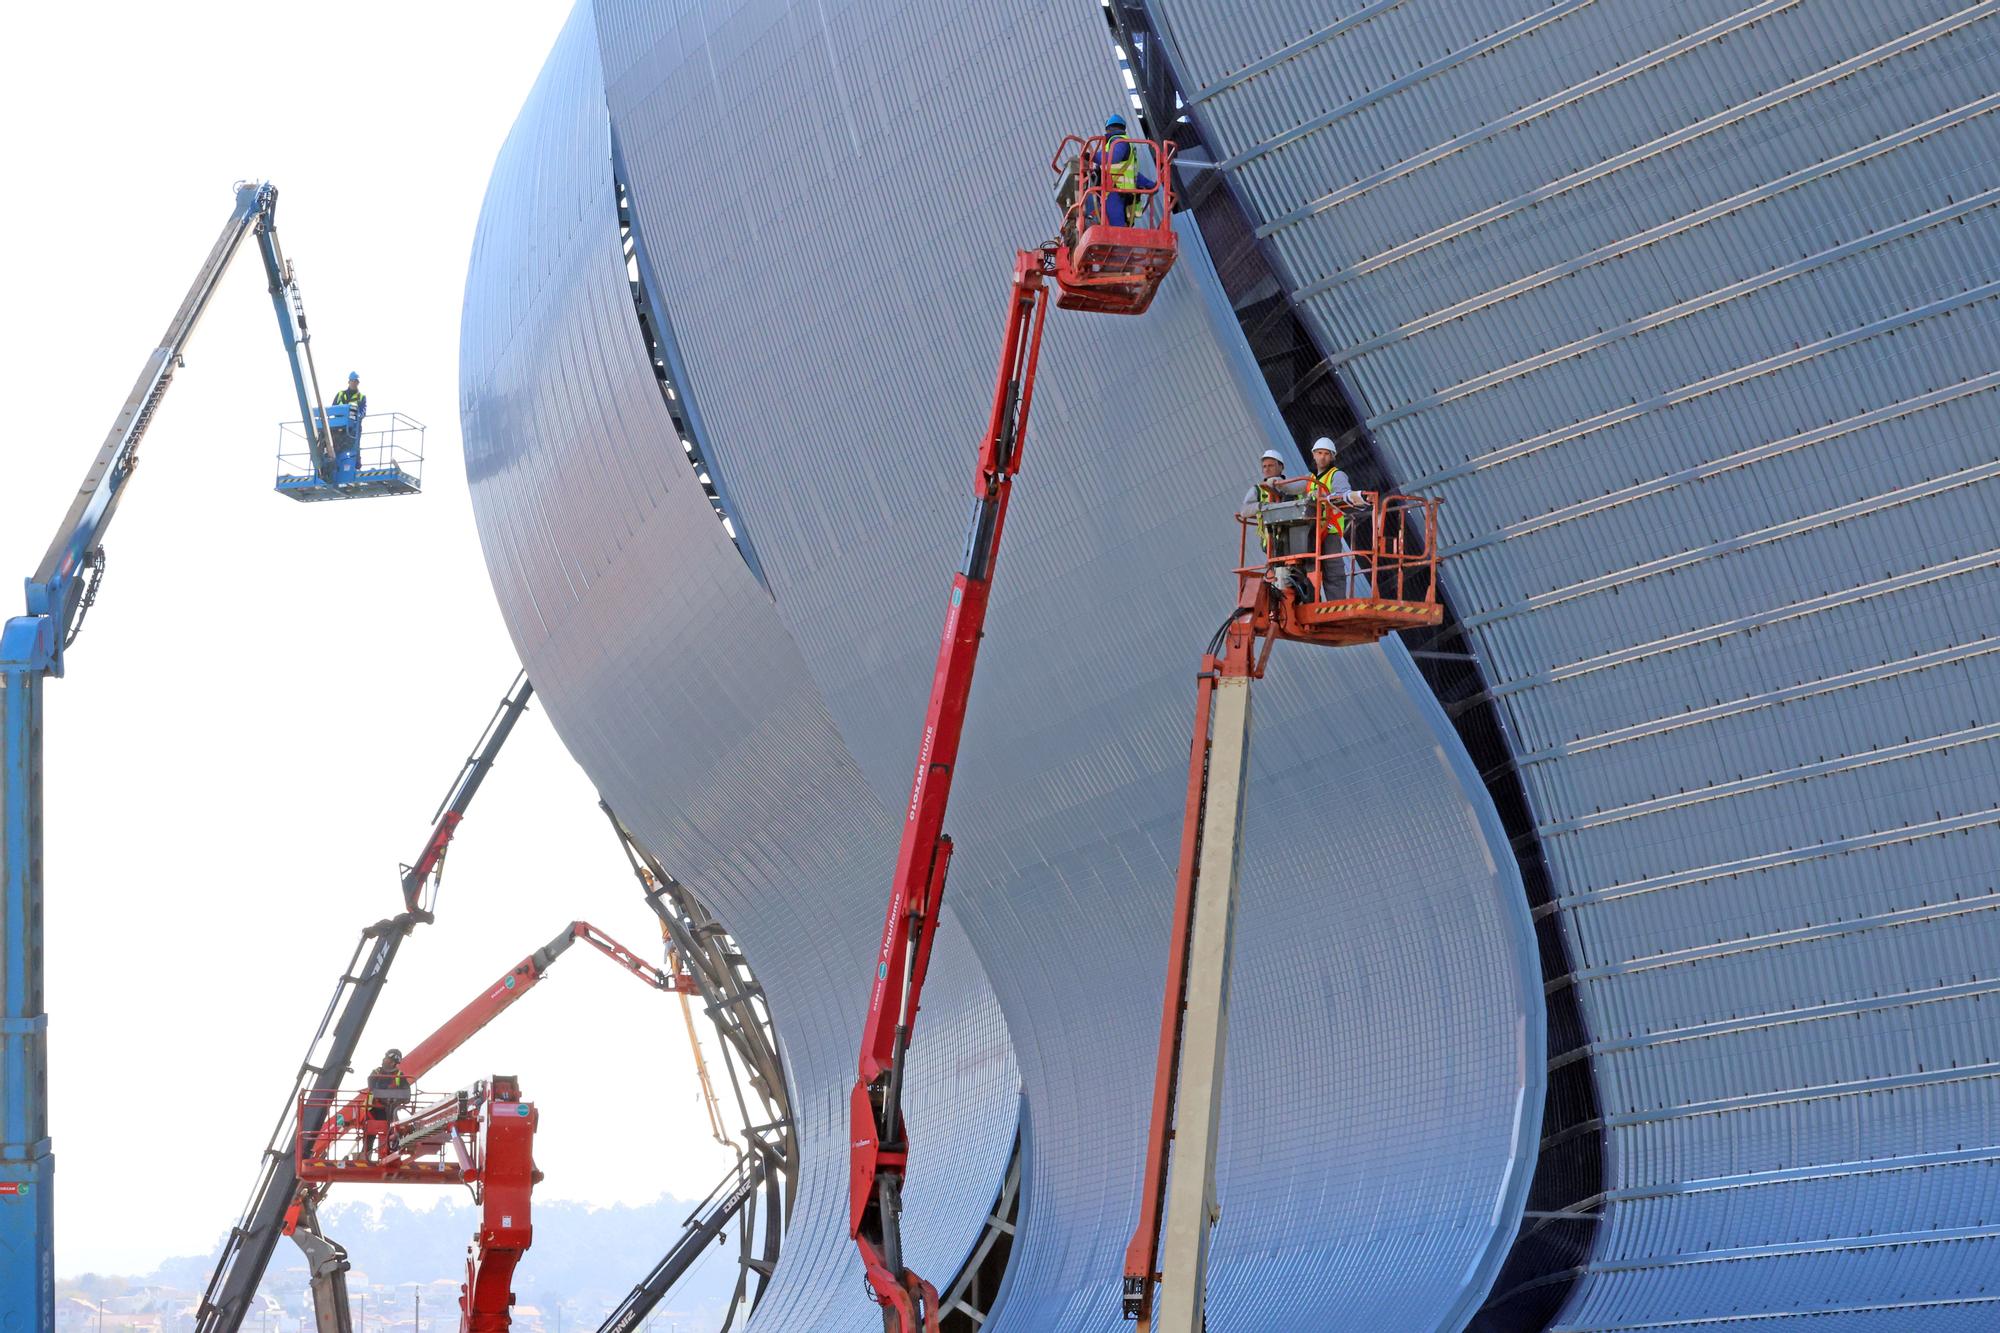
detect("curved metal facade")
[458,11,1021,1329]
[462,1,1545,1330]
[1141,0,2000,1326]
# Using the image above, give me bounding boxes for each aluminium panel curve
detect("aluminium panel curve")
[1143,0,2000,1327]
[582,1,1543,1329]
[457,9,1021,1330]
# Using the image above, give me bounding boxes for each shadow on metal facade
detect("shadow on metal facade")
[463,0,1549,1330]
[1141,0,2000,1326]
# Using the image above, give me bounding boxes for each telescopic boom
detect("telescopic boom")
[848,129,1180,1333]
[1,181,339,1325]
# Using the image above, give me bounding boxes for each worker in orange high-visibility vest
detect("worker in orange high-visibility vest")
[1304,438,1367,598]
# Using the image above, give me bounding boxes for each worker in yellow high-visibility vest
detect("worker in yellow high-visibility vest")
[1304,438,1368,598]
[331,371,368,473]
[1239,449,1314,600]
[1095,114,1157,228]
[1239,448,1303,548]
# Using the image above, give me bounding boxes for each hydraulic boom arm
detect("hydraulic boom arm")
[1120,489,1443,1329]
[403,673,537,913]
[305,919,677,1163]
[286,923,673,1333]
[17,183,331,676]
[845,128,1180,1333]
[848,248,1052,1333]
[195,675,534,1333]
[599,1157,769,1333]
[3,181,339,1327]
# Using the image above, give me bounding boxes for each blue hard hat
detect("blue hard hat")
[347,371,360,381]
[1105,113,1127,133]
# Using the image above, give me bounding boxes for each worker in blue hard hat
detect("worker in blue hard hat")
[1095,113,1157,229]
[330,372,367,474]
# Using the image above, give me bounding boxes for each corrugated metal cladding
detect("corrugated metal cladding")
[457,8,1022,1330]
[586,0,1548,1325]
[1145,0,2000,1327]
[463,1,1549,1331]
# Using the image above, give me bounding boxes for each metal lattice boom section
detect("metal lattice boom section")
[602,806,794,1330]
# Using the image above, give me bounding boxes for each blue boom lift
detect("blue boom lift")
[0,180,413,1323]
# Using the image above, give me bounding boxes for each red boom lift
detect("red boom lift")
[200,674,537,1333]
[848,129,1178,1333]
[1119,488,1444,1330]
[301,1075,540,1333]
[290,921,691,1332]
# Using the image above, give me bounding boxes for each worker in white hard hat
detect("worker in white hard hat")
[1240,448,1314,600]
[1304,437,1369,597]
[1239,449,1302,538]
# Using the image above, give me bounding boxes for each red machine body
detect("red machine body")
[849,132,1177,1333]
[462,1077,538,1333]
[283,922,680,1331]
[404,810,464,912]
[1050,134,1178,314]
[294,1077,540,1332]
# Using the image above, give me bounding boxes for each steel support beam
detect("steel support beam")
[602,807,794,1324]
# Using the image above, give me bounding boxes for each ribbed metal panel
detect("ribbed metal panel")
[457,10,1020,1329]
[465,2,1550,1330]
[1147,0,2000,1325]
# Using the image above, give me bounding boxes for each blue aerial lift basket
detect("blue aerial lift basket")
[275,408,424,501]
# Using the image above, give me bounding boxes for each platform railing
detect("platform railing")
[294,1086,463,1170]
[1051,133,1176,245]
[275,410,425,489]
[1239,485,1442,608]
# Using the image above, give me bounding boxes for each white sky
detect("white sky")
[0,0,741,1276]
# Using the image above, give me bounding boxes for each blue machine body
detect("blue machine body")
[323,403,359,482]
[275,401,422,502]
[0,181,388,1320]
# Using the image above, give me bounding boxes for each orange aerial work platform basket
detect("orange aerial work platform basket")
[1050,133,1178,314]
[294,1086,475,1185]
[1239,486,1445,648]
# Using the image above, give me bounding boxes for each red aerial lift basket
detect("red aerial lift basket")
[294,1087,473,1185]
[1050,134,1179,314]
[1239,488,1445,647]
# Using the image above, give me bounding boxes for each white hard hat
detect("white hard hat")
[1310,436,1337,454]
[1259,449,1286,463]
